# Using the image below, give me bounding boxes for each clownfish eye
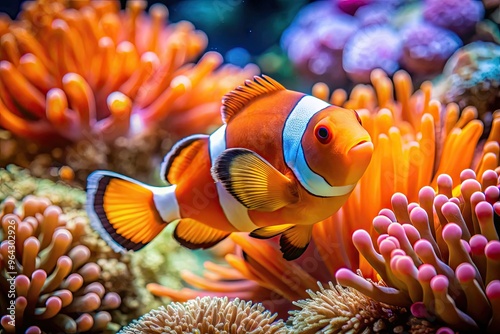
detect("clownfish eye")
[353,109,362,125]
[315,125,332,144]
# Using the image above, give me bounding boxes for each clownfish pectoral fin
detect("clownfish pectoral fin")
[86,171,179,253]
[249,224,294,239]
[161,134,208,184]
[280,225,313,261]
[173,218,231,249]
[212,148,299,212]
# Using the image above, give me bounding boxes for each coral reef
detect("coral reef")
[0,196,121,333]
[433,42,500,119]
[423,0,485,37]
[0,0,257,184]
[280,1,357,86]
[282,0,486,85]
[288,281,408,333]
[336,169,500,332]
[119,296,285,334]
[342,25,402,82]
[400,22,462,75]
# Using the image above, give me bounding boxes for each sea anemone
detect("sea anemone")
[288,281,407,333]
[336,169,500,332]
[0,0,257,183]
[0,195,121,333]
[148,69,499,330]
[119,296,285,334]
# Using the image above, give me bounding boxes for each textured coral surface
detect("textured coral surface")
[0,196,121,333]
[120,296,286,334]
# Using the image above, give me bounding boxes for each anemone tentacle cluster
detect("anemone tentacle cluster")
[119,296,286,334]
[0,0,257,143]
[336,169,500,332]
[288,281,407,333]
[0,196,121,333]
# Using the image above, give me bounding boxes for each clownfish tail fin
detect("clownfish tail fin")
[86,171,180,253]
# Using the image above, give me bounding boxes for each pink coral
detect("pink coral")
[0,196,121,333]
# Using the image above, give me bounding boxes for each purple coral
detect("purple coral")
[0,196,121,333]
[423,0,485,37]
[282,2,359,86]
[400,22,463,74]
[354,4,394,27]
[336,169,500,332]
[342,25,402,83]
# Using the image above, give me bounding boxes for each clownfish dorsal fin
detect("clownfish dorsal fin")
[161,134,208,185]
[221,75,285,123]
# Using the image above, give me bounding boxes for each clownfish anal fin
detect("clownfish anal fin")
[249,224,294,239]
[212,148,299,212]
[280,225,313,261]
[174,218,230,250]
[221,75,285,123]
[161,135,208,184]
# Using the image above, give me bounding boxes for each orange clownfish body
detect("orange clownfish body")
[86,75,373,260]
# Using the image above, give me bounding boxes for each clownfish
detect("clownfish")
[86,75,373,260]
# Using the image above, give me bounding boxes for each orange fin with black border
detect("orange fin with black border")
[161,134,208,184]
[221,75,285,123]
[249,224,294,239]
[86,171,177,253]
[173,218,230,249]
[280,225,313,261]
[211,148,299,212]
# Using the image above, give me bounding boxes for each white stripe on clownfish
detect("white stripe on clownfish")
[283,95,357,197]
[209,124,260,232]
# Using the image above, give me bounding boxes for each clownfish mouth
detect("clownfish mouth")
[348,140,373,154]
[344,140,374,184]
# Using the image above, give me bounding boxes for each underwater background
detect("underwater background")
[0,0,499,333]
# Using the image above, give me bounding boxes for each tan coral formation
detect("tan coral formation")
[119,296,286,334]
[288,281,407,334]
